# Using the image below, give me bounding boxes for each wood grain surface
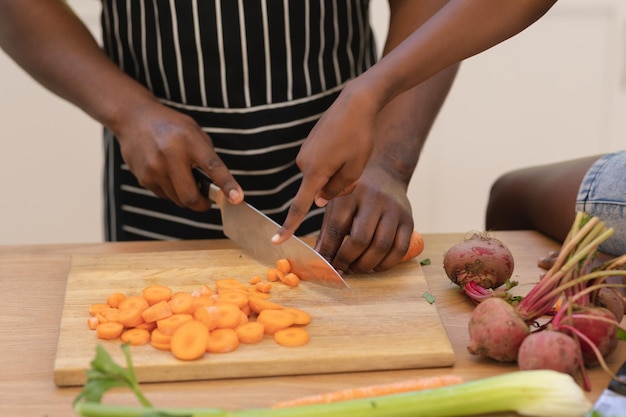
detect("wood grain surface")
[53,248,454,386]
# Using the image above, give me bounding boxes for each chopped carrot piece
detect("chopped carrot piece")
[257,309,295,335]
[273,327,309,347]
[266,268,283,282]
[280,272,300,288]
[96,321,124,340]
[119,295,149,312]
[169,292,196,314]
[117,307,145,328]
[198,284,215,297]
[248,275,263,285]
[192,295,216,310]
[206,328,240,353]
[170,320,210,361]
[272,375,464,408]
[400,230,425,262]
[247,287,272,299]
[151,328,172,344]
[121,328,151,346]
[249,296,283,314]
[254,281,272,293]
[134,321,157,331]
[142,285,173,306]
[275,258,291,274]
[238,310,249,324]
[215,278,246,291]
[283,307,312,325]
[89,303,111,316]
[151,340,172,351]
[216,291,249,309]
[240,303,251,317]
[99,307,120,323]
[157,313,194,336]
[87,316,99,330]
[196,303,242,330]
[235,321,265,344]
[141,300,173,323]
[106,292,126,308]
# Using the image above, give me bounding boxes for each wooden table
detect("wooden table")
[1,231,624,416]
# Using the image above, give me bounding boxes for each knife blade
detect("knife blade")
[192,168,348,289]
[587,360,626,417]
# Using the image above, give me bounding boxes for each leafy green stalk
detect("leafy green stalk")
[74,345,592,417]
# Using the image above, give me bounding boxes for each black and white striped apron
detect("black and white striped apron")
[100,0,377,241]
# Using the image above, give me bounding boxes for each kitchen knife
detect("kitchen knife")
[192,167,348,289]
[587,360,626,417]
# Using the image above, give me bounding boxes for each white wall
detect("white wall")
[1,1,624,244]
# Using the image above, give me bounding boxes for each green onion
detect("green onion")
[74,345,592,417]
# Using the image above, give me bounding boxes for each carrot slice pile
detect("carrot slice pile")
[86,258,312,361]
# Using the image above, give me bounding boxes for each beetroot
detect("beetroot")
[517,330,581,375]
[467,297,529,362]
[444,234,514,290]
[569,307,619,367]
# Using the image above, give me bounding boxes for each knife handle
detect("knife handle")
[192,167,221,203]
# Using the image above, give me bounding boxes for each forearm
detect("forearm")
[363,0,556,111]
[0,0,157,134]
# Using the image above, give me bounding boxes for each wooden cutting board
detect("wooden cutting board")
[53,248,455,387]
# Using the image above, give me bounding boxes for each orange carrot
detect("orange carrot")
[249,296,283,314]
[235,321,265,344]
[198,284,215,297]
[119,295,150,312]
[192,295,216,310]
[170,320,209,361]
[272,375,465,408]
[280,272,300,288]
[141,300,173,323]
[216,291,249,309]
[157,313,194,336]
[248,275,263,285]
[106,292,126,308]
[87,316,99,330]
[151,340,172,351]
[134,321,157,332]
[99,307,120,323]
[215,278,246,291]
[266,268,283,282]
[142,285,173,306]
[257,309,295,335]
[400,230,425,262]
[273,327,309,347]
[254,281,272,293]
[206,328,240,353]
[89,303,111,316]
[96,321,124,340]
[169,292,196,314]
[151,327,172,345]
[120,328,151,346]
[210,303,242,329]
[283,307,312,325]
[117,307,145,328]
[275,258,291,274]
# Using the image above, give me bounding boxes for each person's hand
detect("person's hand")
[113,100,244,210]
[314,165,414,274]
[272,81,380,244]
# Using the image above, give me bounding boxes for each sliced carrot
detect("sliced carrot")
[257,309,295,335]
[280,272,300,288]
[192,295,216,310]
[275,258,291,274]
[170,320,210,361]
[249,296,283,314]
[87,316,99,330]
[121,328,151,346]
[142,285,173,306]
[215,278,246,291]
[96,321,124,340]
[216,291,249,309]
[248,275,263,285]
[198,284,215,297]
[141,300,173,323]
[240,303,251,317]
[99,307,120,323]
[151,328,172,345]
[151,340,172,351]
[89,303,111,316]
[134,321,157,332]
[238,310,249,324]
[283,307,312,325]
[247,287,272,299]
[119,295,149,312]
[273,327,309,347]
[400,230,425,262]
[169,292,196,314]
[272,375,464,408]
[206,328,240,353]
[196,303,242,330]
[254,281,272,293]
[235,321,265,344]
[266,268,283,282]
[157,313,194,336]
[117,307,145,328]
[106,292,126,309]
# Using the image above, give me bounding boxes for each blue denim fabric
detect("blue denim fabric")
[576,150,626,256]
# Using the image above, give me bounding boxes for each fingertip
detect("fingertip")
[228,188,243,204]
[315,196,329,207]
